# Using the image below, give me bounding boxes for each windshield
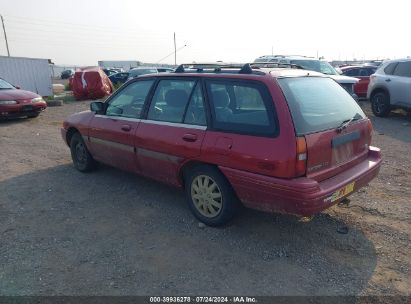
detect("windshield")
[290,60,338,75]
[278,77,365,135]
[0,79,15,90]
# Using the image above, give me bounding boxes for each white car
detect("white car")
[367,58,411,117]
[254,55,359,99]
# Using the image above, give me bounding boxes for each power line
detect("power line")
[156,44,187,64]
[4,14,163,36]
[1,14,10,56]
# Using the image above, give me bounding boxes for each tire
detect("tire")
[371,91,391,117]
[70,132,96,172]
[184,165,239,226]
[27,113,39,118]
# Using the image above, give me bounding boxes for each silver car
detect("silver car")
[253,55,359,99]
[367,58,411,117]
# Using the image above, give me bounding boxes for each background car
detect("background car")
[60,69,74,79]
[127,67,174,80]
[367,58,411,117]
[108,72,130,86]
[103,68,122,77]
[254,55,359,99]
[341,65,377,98]
[0,78,47,119]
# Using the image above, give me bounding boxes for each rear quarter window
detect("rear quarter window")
[205,79,278,137]
[383,63,398,75]
[393,62,411,77]
[278,77,365,135]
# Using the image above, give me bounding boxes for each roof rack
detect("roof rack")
[173,62,306,75]
[174,63,259,74]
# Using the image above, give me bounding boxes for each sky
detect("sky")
[0,0,409,66]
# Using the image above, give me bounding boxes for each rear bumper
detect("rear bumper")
[0,102,47,118]
[220,146,382,217]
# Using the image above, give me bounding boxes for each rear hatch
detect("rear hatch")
[278,76,372,181]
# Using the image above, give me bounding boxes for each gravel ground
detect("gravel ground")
[0,100,410,297]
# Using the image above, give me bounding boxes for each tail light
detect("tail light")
[295,137,307,176]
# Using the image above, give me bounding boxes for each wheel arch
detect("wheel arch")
[179,161,227,188]
[66,127,80,147]
[370,86,390,101]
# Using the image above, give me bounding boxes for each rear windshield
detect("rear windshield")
[278,77,366,135]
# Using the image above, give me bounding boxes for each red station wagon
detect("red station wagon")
[61,63,382,226]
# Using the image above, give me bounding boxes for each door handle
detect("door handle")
[182,133,198,142]
[385,78,391,82]
[121,124,132,132]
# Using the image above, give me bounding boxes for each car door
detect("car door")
[390,61,411,106]
[356,68,371,97]
[87,79,155,172]
[343,68,362,96]
[200,78,288,184]
[135,78,207,186]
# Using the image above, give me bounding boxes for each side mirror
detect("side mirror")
[14,85,21,89]
[90,101,104,114]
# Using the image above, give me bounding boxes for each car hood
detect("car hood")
[328,75,359,84]
[0,89,40,100]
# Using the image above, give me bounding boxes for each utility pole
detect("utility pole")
[1,15,10,56]
[174,32,177,66]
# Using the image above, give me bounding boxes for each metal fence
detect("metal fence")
[0,56,52,96]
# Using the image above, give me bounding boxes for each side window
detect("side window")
[184,83,207,126]
[359,69,368,77]
[106,80,154,118]
[147,79,196,123]
[367,68,376,76]
[393,62,411,78]
[206,80,276,136]
[384,63,398,75]
[344,69,359,77]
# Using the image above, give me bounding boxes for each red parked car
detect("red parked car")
[61,64,382,226]
[0,78,47,119]
[341,66,377,98]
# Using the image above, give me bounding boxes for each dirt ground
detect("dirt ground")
[0,100,410,298]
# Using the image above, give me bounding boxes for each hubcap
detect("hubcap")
[191,175,222,218]
[75,142,87,165]
[374,95,385,114]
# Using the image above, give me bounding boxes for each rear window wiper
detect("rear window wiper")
[336,113,362,133]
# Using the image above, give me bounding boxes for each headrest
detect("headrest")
[165,89,189,107]
[212,90,230,108]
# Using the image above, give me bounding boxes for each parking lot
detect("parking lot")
[0,101,410,296]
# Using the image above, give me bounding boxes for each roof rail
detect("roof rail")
[173,62,306,75]
[174,63,256,74]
